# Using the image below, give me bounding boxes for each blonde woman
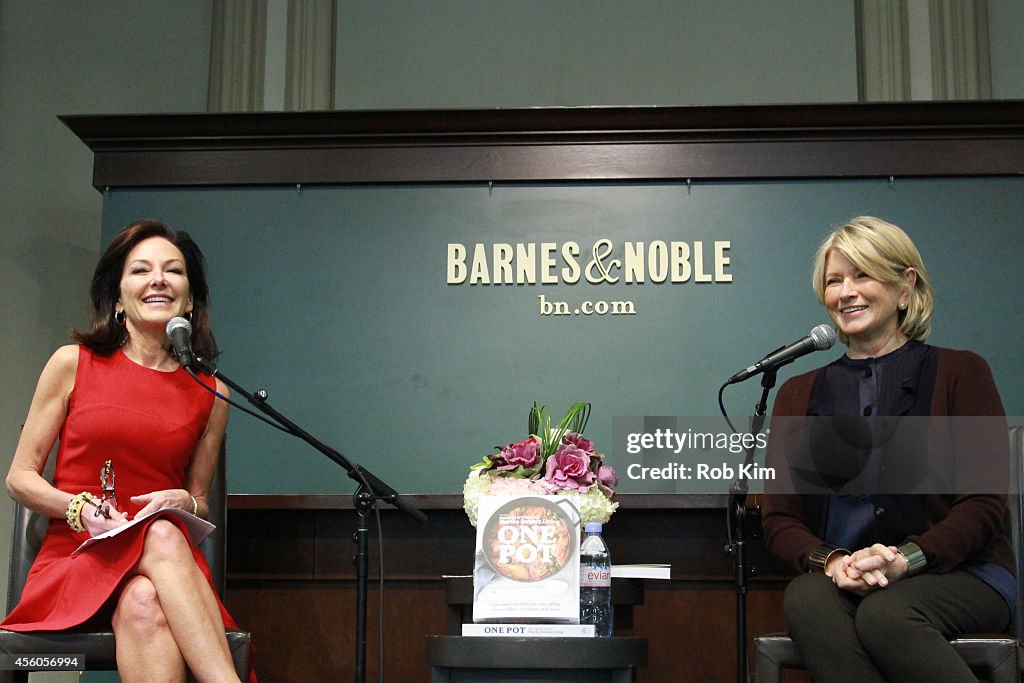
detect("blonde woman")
[762,217,1014,683]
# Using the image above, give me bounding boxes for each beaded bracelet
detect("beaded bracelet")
[65,492,97,532]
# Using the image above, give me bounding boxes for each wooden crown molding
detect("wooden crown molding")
[60,101,1024,189]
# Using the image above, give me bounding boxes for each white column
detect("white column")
[929,0,992,99]
[285,0,336,110]
[207,0,336,112]
[856,0,993,102]
[208,0,268,112]
[856,0,911,101]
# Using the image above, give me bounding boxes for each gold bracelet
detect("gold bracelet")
[897,541,927,576]
[190,495,198,516]
[65,492,97,532]
[808,544,850,573]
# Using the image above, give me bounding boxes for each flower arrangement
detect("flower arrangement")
[463,402,618,527]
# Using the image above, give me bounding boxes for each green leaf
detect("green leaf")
[528,401,592,458]
[469,454,497,471]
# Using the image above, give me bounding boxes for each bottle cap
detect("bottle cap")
[584,522,603,533]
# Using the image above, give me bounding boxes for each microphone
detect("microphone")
[166,316,194,369]
[727,324,837,384]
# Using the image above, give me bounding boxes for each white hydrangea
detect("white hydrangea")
[463,470,617,527]
[462,471,548,527]
[462,470,491,528]
[559,486,618,524]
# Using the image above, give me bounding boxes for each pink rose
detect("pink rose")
[544,445,595,492]
[562,432,594,453]
[497,436,541,471]
[598,464,618,490]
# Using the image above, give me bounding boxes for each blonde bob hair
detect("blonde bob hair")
[811,216,934,345]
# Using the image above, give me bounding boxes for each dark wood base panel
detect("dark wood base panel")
[223,495,810,682]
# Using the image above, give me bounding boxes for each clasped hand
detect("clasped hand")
[827,543,909,595]
[80,489,193,537]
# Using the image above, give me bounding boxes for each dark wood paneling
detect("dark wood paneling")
[223,496,796,682]
[61,101,1024,189]
[225,580,449,683]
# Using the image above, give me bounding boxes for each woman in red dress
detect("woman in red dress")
[4,219,252,682]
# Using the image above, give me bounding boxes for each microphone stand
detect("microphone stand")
[724,366,779,683]
[191,357,426,683]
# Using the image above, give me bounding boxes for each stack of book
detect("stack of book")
[463,563,671,637]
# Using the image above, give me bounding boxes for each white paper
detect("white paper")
[611,563,671,580]
[73,507,215,555]
[461,623,596,637]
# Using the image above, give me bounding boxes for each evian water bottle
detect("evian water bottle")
[579,522,613,636]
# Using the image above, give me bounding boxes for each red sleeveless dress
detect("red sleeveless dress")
[2,347,254,679]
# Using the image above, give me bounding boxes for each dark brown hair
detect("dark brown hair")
[72,219,219,360]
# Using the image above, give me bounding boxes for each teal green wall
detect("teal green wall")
[101,178,1024,495]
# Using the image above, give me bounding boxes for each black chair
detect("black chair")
[754,426,1024,683]
[0,448,251,682]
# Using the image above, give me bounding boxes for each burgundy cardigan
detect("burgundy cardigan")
[761,346,1014,576]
